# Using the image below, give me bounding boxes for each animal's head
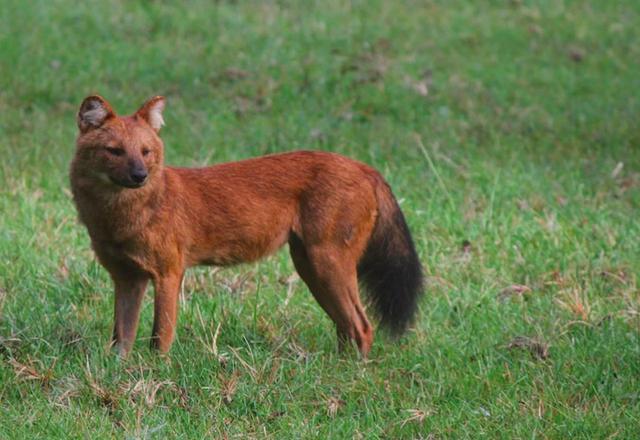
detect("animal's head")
[74,95,166,189]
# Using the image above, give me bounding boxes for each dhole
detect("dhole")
[70,95,423,358]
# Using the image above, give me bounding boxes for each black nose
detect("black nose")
[130,170,148,184]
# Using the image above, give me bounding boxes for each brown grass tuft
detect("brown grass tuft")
[506,336,550,360]
[556,287,591,321]
[9,357,56,388]
[498,284,532,302]
[219,370,241,405]
[326,396,346,418]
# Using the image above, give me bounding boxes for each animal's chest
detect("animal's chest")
[92,233,156,275]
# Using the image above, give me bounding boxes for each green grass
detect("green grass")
[1,0,639,437]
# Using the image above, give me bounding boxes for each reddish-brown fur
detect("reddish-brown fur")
[70,95,422,358]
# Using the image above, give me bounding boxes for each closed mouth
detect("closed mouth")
[109,176,146,189]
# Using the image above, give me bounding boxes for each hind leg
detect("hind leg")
[289,238,352,350]
[289,236,373,357]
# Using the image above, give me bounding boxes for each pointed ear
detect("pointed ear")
[77,95,114,133]
[136,96,166,132]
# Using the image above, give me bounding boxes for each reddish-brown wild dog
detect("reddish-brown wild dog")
[70,95,423,358]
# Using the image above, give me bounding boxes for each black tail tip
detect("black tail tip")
[357,213,424,336]
[372,255,424,336]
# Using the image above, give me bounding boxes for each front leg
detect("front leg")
[151,271,184,353]
[111,274,149,357]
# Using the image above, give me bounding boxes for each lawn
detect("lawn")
[1,0,639,438]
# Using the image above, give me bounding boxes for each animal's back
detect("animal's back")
[168,150,377,195]
[166,150,380,266]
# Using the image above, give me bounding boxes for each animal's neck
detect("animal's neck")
[74,169,166,242]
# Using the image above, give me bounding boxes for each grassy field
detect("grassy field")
[1,0,639,437]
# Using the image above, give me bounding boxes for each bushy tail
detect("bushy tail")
[357,179,424,336]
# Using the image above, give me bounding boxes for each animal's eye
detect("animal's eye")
[142,148,151,157]
[105,147,125,156]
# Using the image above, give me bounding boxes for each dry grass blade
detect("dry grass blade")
[85,365,119,412]
[228,347,258,379]
[57,258,69,280]
[599,268,630,286]
[326,396,345,418]
[0,286,6,322]
[222,67,250,81]
[279,272,299,307]
[0,335,21,355]
[556,287,591,321]
[286,341,309,362]
[220,271,257,296]
[278,272,299,286]
[52,376,82,408]
[9,358,45,381]
[400,408,431,427]
[498,284,532,302]
[88,380,119,412]
[124,379,175,408]
[219,370,240,405]
[404,70,432,97]
[9,357,56,387]
[506,336,550,360]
